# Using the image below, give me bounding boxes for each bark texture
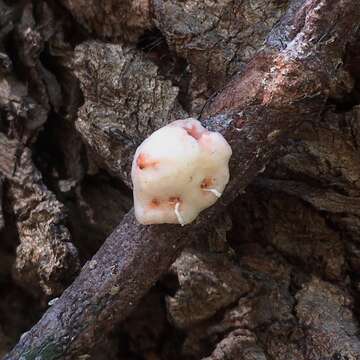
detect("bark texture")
[74,41,187,185]
[1,0,360,359]
[153,0,290,113]
[58,0,152,42]
[0,177,4,231]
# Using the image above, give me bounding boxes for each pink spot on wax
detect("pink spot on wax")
[201,178,213,189]
[149,198,160,208]
[184,125,205,140]
[198,133,213,151]
[168,196,181,205]
[137,153,159,170]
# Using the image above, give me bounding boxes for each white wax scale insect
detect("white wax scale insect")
[131,118,232,226]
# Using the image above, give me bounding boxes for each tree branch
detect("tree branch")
[5,0,360,359]
[0,176,4,231]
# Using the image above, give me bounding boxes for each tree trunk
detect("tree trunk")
[1,0,360,359]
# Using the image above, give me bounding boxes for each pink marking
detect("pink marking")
[200,177,213,189]
[137,153,159,170]
[149,198,160,208]
[198,133,214,151]
[168,196,181,205]
[183,124,206,140]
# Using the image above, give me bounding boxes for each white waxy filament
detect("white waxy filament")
[202,188,222,198]
[175,202,185,226]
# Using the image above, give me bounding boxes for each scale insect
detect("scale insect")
[131,118,232,226]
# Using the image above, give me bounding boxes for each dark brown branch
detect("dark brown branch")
[0,176,3,231]
[5,0,360,359]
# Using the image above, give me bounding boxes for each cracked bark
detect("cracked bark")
[1,0,360,359]
[0,135,80,297]
[73,40,187,186]
[58,0,152,42]
[0,0,80,298]
[3,0,360,359]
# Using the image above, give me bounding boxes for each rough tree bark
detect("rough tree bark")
[1,0,360,359]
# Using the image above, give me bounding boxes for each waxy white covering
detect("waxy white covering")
[131,118,232,225]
